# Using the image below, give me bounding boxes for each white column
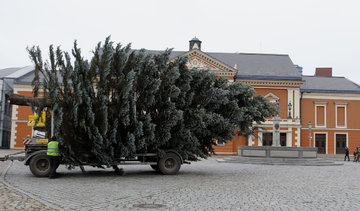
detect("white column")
[286,130,292,146]
[10,105,18,148]
[287,89,294,117]
[247,135,253,146]
[295,128,301,147]
[294,89,300,119]
[257,130,263,146]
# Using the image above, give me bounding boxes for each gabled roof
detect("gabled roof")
[146,50,302,81]
[301,76,360,93]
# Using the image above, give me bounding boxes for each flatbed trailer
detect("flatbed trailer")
[0,141,188,177]
[4,94,190,177]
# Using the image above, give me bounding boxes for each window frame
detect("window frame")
[315,103,327,128]
[314,132,328,154]
[333,132,348,155]
[335,103,347,128]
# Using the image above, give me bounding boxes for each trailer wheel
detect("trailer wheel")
[157,153,181,175]
[29,153,51,177]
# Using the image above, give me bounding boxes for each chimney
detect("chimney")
[315,67,332,77]
[189,37,202,51]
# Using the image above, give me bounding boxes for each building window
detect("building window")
[335,133,347,154]
[262,133,286,146]
[216,139,225,146]
[280,133,287,146]
[315,133,327,154]
[4,94,12,116]
[315,104,326,127]
[336,104,347,128]
[262,133,273,146]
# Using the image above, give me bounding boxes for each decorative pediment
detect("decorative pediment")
[264,93,279,103]
[169,49,237,77]
[187,57,213,70]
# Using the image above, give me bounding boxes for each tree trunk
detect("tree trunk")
[9,93,51,107]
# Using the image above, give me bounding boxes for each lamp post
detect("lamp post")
[288,102,292,118]
[308,121,312,147]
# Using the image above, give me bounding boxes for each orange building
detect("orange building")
[9,38,360,156]
[300,68,360,155]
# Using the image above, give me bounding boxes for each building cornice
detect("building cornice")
[237,79,303,87]
[301,89,360,94]
[302,92,360,100]
[13,84,33,92]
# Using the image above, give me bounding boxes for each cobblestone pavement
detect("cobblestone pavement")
[0,149,56,210]
[1,149,360,211]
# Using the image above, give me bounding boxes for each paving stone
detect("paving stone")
[0,149,56,210]
[1,149,360,210]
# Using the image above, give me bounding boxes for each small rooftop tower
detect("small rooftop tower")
[189,37,202,51]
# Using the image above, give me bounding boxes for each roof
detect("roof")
[301,76,360,93]
[190,37,200,41]
[13,50,302,84]
[146,50,302,80]
[143,50,185,59]
[14,70,37,85]
[0,66,34,78]
[0,66,34,79]
[207,52,301,80]
[6,66,34,78]
[9,48,360,96]
[0,67,22,78]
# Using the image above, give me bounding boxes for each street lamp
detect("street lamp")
[308,121,312,147]
[288,102,292,118]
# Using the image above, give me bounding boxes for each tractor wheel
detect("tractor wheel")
[29,153,51,177]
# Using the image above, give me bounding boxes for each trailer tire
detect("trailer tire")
[29,153,51,177]
[157,153,181,175]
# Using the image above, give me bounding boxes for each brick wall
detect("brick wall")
[13,90,34,148]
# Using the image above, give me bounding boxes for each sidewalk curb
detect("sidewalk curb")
[0,161,62,211]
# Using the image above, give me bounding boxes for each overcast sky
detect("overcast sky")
[1,0,360,84]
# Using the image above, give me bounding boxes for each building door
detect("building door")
[280,133,287,146]
[263,133,272,146]
[315,134,326,154]
[336,134,346,154]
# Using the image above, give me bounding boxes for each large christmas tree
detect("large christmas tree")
[23,37,273,166]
